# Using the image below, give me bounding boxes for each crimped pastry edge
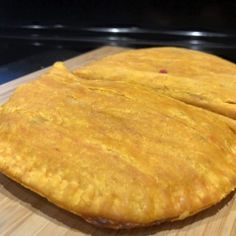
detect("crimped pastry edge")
[1,166,234,230]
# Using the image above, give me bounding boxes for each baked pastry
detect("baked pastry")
[75,47,236,119]
[1,62,236,228]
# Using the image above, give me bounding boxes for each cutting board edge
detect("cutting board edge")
[0,46,127,94]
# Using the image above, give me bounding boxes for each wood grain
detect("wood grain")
[0,46,236,236]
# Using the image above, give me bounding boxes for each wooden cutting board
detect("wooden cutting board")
[0,46,236,236]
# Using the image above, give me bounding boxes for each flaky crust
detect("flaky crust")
[75,47,236,119]
[1,62,236,228]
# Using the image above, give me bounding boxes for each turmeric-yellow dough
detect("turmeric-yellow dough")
[75,47,236,119]
[1,61,236,228]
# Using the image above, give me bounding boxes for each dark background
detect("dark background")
[1,0,236,83]
[1,0,235,30]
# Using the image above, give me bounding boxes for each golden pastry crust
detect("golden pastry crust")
[1,62,236,228]
[74,47,236,119]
